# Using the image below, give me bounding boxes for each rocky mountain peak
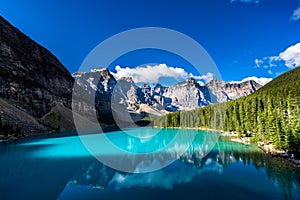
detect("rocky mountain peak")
[175,77,199,89]
[207,77,225,86]
[118,77,134,84]
[95,68,113,81]
[78,68,262,113]
[140,83,151,89]
[153,83,165,93]
[206,78,262,102]
[154,83,163,88]
[187,77,197,85]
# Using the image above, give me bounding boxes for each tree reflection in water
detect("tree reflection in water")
[69,132,300,199]
[1,129,299,199]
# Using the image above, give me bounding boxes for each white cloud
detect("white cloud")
[277,43,300,68]
[112,64,188,83]
[112,64,216,85]
[291,7,300,21]
[110,169,198,190]
[111,64,274,87]
[189,72,214,83]
[254,58,263,68]
[231,0,259,3]
[109,158,223,190]
[230,76,272,86]
[268,70,273,75]
[254,43,300,69]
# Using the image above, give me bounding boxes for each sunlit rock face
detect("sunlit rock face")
[162,77,210,110]
[73,68,116,95]
[76,70,262,116]
[206,78,261,103]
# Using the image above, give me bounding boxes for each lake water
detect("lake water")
[0,128,300,200]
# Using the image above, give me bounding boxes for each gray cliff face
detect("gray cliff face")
[225,80,261,99]
[72,68,118,125]
[73,68,116,95]
[151,77,261,111]
[111,77,139,111]
[0,16,74,134]
[206,78,261,103]
[152,84,167,109]
[163,78,209,110]
[76,69,262,115]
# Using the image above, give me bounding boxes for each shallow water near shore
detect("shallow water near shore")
[0,128,300,200]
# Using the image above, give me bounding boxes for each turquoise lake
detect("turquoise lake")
[0,128,300,200]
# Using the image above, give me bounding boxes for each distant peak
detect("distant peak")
[154,83,163,88]
[187,77,197,84]
[72,72,84,78]
[207,77,224,84]
[119,76,134,83]
[140,83,151,88]
[229,77,272,86]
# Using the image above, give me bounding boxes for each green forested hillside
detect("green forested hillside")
[154,67,300,151]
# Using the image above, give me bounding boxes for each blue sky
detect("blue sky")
[1,0,300,84]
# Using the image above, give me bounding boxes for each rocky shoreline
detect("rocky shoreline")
[256,141,284,154]
[257,142,300,168]
[222,132,300,168]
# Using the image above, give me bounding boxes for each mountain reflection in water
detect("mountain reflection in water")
[0,128,299,200]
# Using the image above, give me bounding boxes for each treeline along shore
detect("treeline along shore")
[153,67,300,155]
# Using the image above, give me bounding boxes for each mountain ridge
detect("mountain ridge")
[0,15,74,137]
[0,15,267,138]
[74,68,263,114]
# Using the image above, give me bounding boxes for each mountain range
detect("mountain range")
[73,68,262,115]
[0,16,264,138]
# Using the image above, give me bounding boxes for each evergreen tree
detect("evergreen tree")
[153,67,300,152]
